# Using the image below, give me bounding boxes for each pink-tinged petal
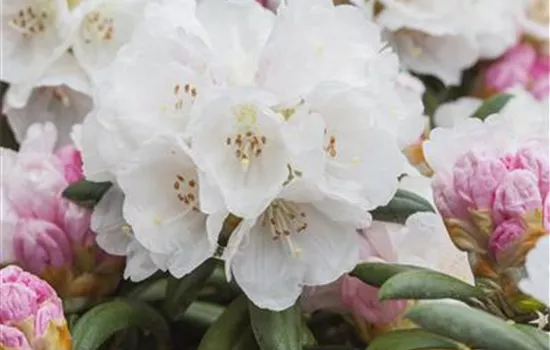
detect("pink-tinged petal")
[340,276,407,324]
[544,195,550,231]
[488,218,526,256]
[493,170,543,223]
[0,325,31,349]
[432,174,469,221]
[34,301,65,337]
[55,198,94,246]
[484,43,536,92]
[453,151,507,210]
[0,266,58,306]
[13,220,73,276]
[513,143,549,196]
[0,283,38,324]
[55,145,84,183]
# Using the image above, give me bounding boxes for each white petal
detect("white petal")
[92,186,131,256]
[433,97,482,128]
[519,235,550,306]
[18,122,58,154]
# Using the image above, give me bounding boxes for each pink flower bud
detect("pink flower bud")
[0,266,71,350]
[493,170,543,223]
[544,195,550,231]
[13,219,73,276]
[432,174,470,220]
[488,218,526,256]
[0,325,31,350]
[55,145,84,183]
[485,43,536,92]
[341,275,407,325]
[453,151,507,210]
[529,54,550,100]
[513,144,549,197]
[55,198,95,246]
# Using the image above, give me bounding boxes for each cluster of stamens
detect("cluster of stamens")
[173,174,200,212]
[83,11,114,43]
[226,130,267,169]
[172,83,197,111]
[262,200,308,240]
[9,6,50,38]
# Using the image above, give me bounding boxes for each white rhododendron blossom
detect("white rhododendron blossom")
[80,0,422,309]
[519,235,550,306]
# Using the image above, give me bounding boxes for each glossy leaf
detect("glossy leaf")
[514,324,550,349]
[367,329,463,350]
[164,258,216,319]
[405,303,541,350]
[372,189,435,224]
[350,262,424,288]
[249,301,301,350]
[62,179,112,208]
[379,269,484,302]
[470,93,513,121]
[71,299,171,350]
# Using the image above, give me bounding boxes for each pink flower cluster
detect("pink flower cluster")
[1,123,122,298]
[433,141,549,261]
[484,42,550,100]
[0,265,71,350]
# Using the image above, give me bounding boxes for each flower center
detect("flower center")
[226,105,267,170]
[172,173,200,213]
[261,200,308,238]
[81,10,115,43]
[9,4,53,38]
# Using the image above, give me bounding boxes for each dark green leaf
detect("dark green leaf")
[176,301,224,328]
[470,93,514,121]
[379,270,484,302]
[367,329,463,350]
[514,324,550,349]
[405,303,541,350]
[62,179,112,208]
[249,301,301,350]
[198,295,252,350]
[164,258,216,319]
[125,278,167,301]
[372,189,435,224]
[350,262,424,288]
[71,299,171,350]
[301,320,317,347]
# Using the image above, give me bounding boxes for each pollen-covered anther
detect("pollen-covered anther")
[173,173,200,212]
[83,11,115,43]
[171,83,198,111]
[226,130,267,169]
[9,6,50,38]
[325,135,337,158]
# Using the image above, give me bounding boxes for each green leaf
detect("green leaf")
[379,269,484,302]
[470,93,514,121]
[71,299,171,350]
[301,321,317,347]
[125,278,167,302]
[249,301,301,350]
[372,189,435,224]
[405,303,541,350]
[62,179,112,208]
[164,258,216,319]
[350,262,424,288]
[514,324,550,349]
[198,295,253,350]
[176,301,225,328]
[366,329,463,350]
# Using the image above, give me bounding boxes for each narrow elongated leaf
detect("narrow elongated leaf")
[198,295,252,350]
[350,262,424,288]
[372,189,435,224]
[71,299,170,350]
[62,179,112,208]
[125,278,167,301]
[164,259,216,319]
[514,324,550,349]
[379,270,484,302]
[405,303,541,350]
[249,301,301,350]
[176,301,225,328]
[367,329,463,350]
[470,93,514,120]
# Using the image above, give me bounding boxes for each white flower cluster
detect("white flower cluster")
[76,0,426,310]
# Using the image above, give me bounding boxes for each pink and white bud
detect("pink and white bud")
[432,174,470,221]
[513,144,549,197]
[0,266,71,350]
[488,218,526,256]
[529,54,550,100]
[493,170,543,223]
[55,145,84,184]
[453,151,508,210]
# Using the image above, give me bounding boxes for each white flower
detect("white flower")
[373,0,479,85]
[92,186,163,282]
[116,135,215,278]
[519,235,550,306]
[4,84,92,148]
[433,97,482,128]
[1,0,72,87]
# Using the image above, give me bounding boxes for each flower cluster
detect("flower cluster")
[1,123,123,299]
[0,265,71,350]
